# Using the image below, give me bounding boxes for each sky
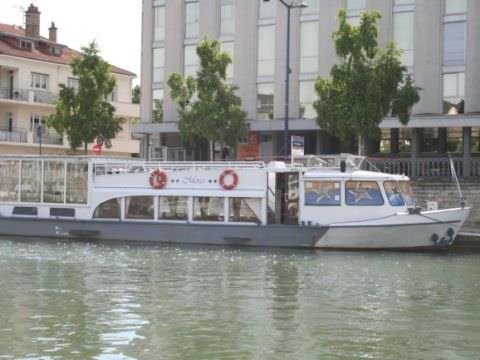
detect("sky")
[0,0,142,85]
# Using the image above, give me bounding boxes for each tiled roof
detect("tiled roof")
[0,22,136,77]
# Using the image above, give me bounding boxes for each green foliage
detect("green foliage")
[132,85,141,104]
[167,39,247,159]
[313,9,420,141]
[48,41,124,152]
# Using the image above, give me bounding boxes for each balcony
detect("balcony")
[0,87,57,106]
[0,128,28,143]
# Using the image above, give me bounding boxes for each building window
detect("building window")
[394,0,415,5]
[393,11,414,67]
[445,0,466,15]
[184,44,199,77]
[259,0,276,20]
[221,41,234,79]
[257,25,275,77]
[67,77,79,91]
[300,21,318,74]
[185,1,199,39]
[20,40,33,51]
[443,72,465,115]
[299,81,316,119]
[220,0,235,37]
[31,73,48,89]
[154,6,165,42]
[304,181,341,206]
[257,83,274,120]
[345,181,384,206]
[153,47,165,83]
[346,0,365,25]
[153,89,164,123]
[30,114,45,131]
[443,21,466,66]
[301,0,319,16]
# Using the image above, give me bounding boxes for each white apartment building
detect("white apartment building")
[136,0,479,173]
[0,4,140,156]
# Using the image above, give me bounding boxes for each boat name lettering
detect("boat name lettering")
[182,175,207,184]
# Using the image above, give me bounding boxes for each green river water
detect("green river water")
[0,239,479,359]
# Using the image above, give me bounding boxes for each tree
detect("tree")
[313,9,420,153]
[167,39,247,160]
[132,85,141,104]
[48,41,124,153]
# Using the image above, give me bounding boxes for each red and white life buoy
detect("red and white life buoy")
[219,169,238,190]
[149,168,167,189]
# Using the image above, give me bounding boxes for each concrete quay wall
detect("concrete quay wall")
[411,178,480,230]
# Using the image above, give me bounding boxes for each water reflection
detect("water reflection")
[0,241,479,359]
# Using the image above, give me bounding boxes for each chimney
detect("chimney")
[25,4,40,38]
[49,22,57,42]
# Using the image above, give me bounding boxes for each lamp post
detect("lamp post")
[263,0,308,158]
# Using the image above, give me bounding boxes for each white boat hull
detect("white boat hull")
[314,207,471,249]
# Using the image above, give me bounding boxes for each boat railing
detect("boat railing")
[291,154,366,170]
[93,160,267,176]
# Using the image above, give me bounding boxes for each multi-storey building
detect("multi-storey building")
[0,5,140,156]
[136,0,479,171]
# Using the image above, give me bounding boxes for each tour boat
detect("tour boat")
[0,154,470,249]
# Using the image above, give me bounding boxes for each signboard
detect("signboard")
[291,135,304,157]
[237,132,260,160]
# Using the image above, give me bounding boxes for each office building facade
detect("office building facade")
[136,0,479,166]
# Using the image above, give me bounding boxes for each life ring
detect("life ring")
[149,168,167,189]
[219,169,238,190]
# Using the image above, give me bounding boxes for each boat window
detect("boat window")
[345,181,384,206]
[12,206,37,216]
[66,161,88,204]
[50,208,75,217]
[398,181,416,207]
[20,160,41,203]
[159,196,188,220]
[0,160,19,202]
[125,196,154,220]
[93,198,121,219]
[193,197,224,222]
[43,161,65,203]
[229,198,262,223]
[383,181,405,206]
[304,181,341,206]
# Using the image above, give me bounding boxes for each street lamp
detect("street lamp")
[263,0,308,158]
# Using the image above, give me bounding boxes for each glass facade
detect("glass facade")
[300,21,318,74]
[220,0,235,36]
[443,21,466,66]
[445,0,466,15]
[153,47,165,83]
[257,25,275,77]
[152,89,164,123]
[154,6,165,42]
[299,81,316,119]
[393,11,414,67]
[185,1,199,39]
[259,0,275,20]
[221,41,234,79]
[443,72,465,114]
[257,83,274,120]
[184,44,199,77]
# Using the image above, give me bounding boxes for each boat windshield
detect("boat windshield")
[398,181,416,207]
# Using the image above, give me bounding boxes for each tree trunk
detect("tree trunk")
[358,135,365,156]
[84,142,88,155]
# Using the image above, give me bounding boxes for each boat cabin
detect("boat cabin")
[0,155,416,227]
